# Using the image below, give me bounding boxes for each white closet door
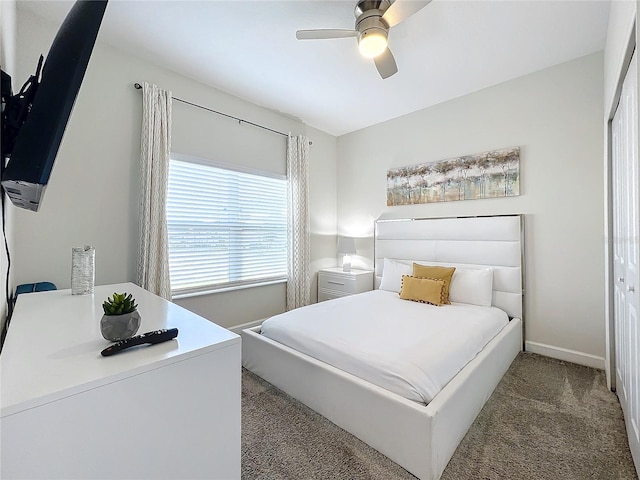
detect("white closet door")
[612,51,640,472]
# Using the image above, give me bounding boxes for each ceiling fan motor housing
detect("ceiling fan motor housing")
[355,1,390,52]
[354,0,391,17]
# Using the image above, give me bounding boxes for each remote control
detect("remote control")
[101,328,179,356]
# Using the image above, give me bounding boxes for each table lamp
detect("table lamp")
[337,236,357,272]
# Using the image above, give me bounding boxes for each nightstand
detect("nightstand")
[317,267,374,302]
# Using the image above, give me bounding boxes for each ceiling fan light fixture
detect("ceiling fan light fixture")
[358,29,387,58]
[296,0,431,78]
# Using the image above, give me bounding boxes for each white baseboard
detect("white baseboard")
[229,318,266,335]
[525,341,605,370]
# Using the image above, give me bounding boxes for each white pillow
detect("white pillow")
[449,267,494,307]
[379,258,412,293]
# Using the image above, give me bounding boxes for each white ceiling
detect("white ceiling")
[20,0,611,136]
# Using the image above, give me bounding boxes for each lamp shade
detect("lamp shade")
[337,236,356,254]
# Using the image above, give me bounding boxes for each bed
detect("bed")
[242,215,524,480]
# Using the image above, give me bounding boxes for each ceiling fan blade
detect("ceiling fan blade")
[296,29,358,40]
[374,47,398,79]
[382,0,431,28]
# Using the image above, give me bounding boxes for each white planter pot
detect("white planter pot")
[100,311,141,341]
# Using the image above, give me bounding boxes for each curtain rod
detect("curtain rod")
[134,82,291,139]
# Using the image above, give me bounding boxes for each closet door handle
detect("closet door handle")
[618,277,625,283]
[629,286,635,293]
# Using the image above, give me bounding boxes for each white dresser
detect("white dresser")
[0,282,241,480]
[317,267,374,302]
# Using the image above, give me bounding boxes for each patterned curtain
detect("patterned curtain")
[137,83,172,300]
[286,135,311,310]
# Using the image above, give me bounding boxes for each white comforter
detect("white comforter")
[260,289,509,404]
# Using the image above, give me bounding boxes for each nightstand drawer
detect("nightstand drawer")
[318,274,359,293]
[318,289,350,302]
[317,268,373,302]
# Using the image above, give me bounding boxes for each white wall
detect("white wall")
[307,126,339,303]
[13,8,337,329]
[337,53,605,367]
[1,0,17,79]
[604,1,636,117]
[0,0,17,339]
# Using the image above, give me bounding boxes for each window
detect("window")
[166,156,287,296]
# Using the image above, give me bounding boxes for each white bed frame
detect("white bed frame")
[242,215,524,480]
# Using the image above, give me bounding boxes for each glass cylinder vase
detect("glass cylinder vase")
[71,246,95,295]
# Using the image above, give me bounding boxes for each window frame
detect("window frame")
[167,153,288,298]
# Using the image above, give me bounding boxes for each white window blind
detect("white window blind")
[167,157,287,295]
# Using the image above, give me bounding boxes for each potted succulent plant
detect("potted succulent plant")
[100,292,141,341]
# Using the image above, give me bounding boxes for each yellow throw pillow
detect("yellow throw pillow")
[399,275,445,306]
[412,264,456,304]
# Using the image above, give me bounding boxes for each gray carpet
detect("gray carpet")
[242,353,638,480]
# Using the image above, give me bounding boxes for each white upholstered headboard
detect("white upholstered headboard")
[374,215,524,319]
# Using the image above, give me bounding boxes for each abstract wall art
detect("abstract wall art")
[387,146,520,206]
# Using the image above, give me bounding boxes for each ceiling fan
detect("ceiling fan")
[296,0,431,79]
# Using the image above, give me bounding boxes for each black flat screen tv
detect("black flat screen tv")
[1,0,108,212]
